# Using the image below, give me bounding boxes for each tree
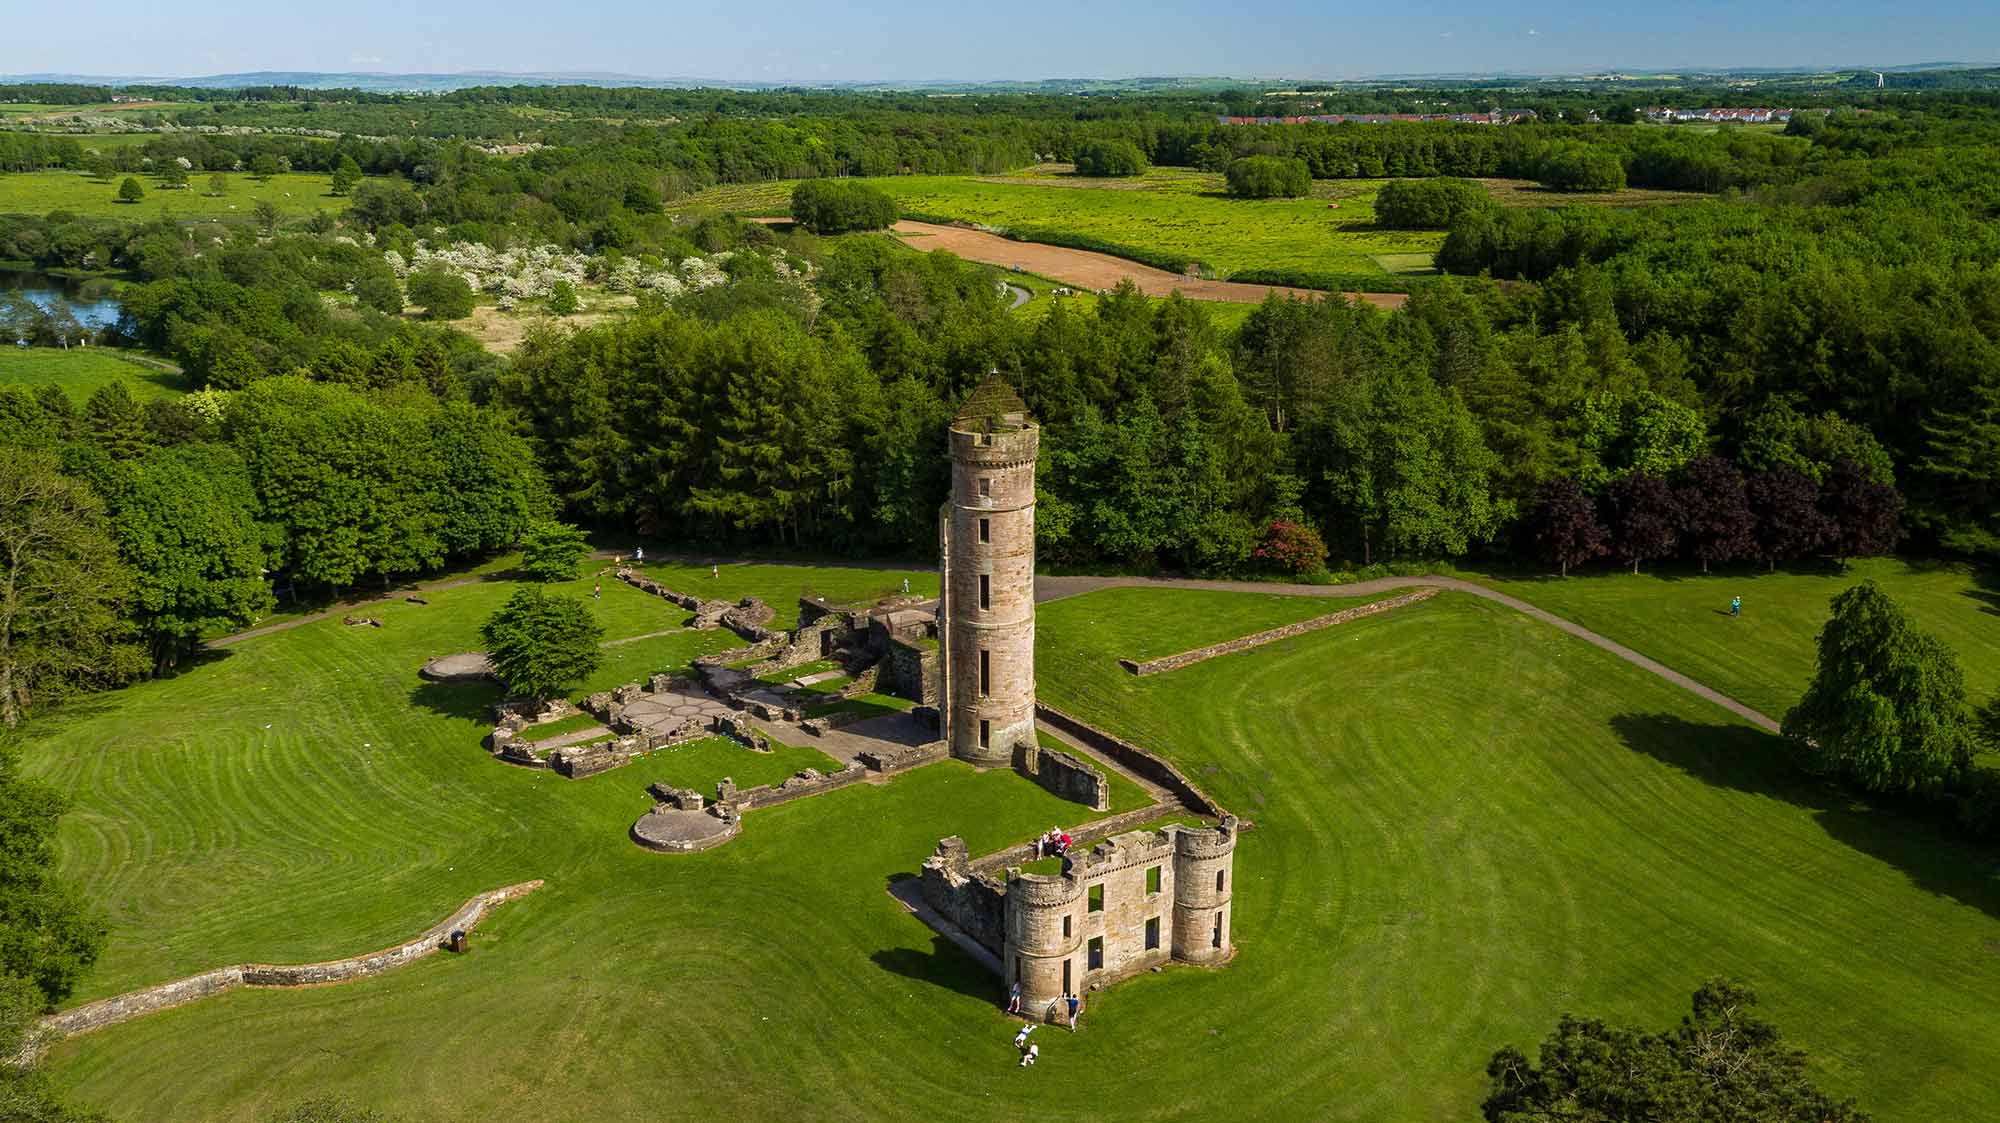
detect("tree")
[1674,456,1755,573]
[548,279,579,316]
[1225,155,1311,198]
[207,172,228,197]
[1783,581,1975,795]
[1252,520,1328,576]
[479,587,602,703]
[108,444,273,670]
[115,177,143,204]
[1819,458,1902,562]
[518,519,589,582]
[1747,468,1831,571]
[1072,139,1146,177]
[788,180,897,234]
[353,274,402,315]
[0,745,108,1005]
[253,200,281,235]
[0,971,111,1120]
[159,165,188,191]
[1375,177,1490,229]
[0,450,143,727]
[1528,478,1607,577]
[407,266,474,320]
[329,156,362,196]
[1601,471,1680,574]
[82,382,150,461]
[1483,978,1868,1123]
[249,154,280,182]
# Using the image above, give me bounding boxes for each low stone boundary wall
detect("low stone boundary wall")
[24,881,544,1059]
[1120,588,1438,676]
[731,763,872,810]
[1036,703,1225,818]
[1031,746,1110,811]
[857,741,948,776]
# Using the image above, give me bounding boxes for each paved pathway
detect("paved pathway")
[1033,574,1781,733]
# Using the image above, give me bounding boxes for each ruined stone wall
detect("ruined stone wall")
[920,838,1007,956]
[1035,703,1225,818]
[1121,588,1439,676]
[728,762,871,811]
[1031,746,1110,811]
[884,639,939,706]
[26,881,543,1057]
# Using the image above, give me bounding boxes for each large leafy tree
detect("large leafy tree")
[0,450,143,728]
[1819,458,1902,562]
[1674,455,1755,573]
[518,520,589,583]
[108,444,273,669]
[1528,477,1607,577]
[1600,471,1680,574]
[0,746,107,1005]
[1746,468,1831,571]
[1483,978,1867,1123]
[1783,580,1975,795]
[480,587,603,703]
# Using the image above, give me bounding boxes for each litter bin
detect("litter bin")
[448,930,467,954]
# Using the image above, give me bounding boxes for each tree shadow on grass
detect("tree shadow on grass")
[408,680,503,724]
[1610,712,2000,923]
[870,935,998,1005]
[1965,568,2000,619]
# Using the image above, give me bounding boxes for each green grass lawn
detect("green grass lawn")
[0,346,185,400]
[1474,558,2000,721]
[0,170,353,220]
[26,577,2000,1120]
[515,713,605,743]
[671,169,1441,281]
[631,559,935,630]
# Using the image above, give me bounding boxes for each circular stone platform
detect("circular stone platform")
[420,652,494,683]
[631,808,740,853]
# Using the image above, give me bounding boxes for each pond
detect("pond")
[0,268,125,331]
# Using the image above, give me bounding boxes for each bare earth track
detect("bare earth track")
[891,221,1408,310]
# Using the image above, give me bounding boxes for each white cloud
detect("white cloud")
[1527,28,1540,36]
[351,54,384,65]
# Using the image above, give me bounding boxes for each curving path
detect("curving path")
[1034,574,1781,734]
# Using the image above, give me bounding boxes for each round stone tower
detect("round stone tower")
[942,375,1038,767]
[1004,870,1082,1021]
[1170,816,1239,966]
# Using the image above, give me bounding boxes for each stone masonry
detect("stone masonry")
[940,375,1038,766]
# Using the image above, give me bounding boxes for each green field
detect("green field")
[630,558,936,630]
[1477,558,2000,721]
[0,346,185,400]
[670,169,1443,281]
[23,563,2000,1120]
[0,170,353,220]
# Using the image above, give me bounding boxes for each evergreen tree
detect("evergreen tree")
[518,519,589,582]
[480,587,603,703]
[1783,580,1975,794]
[81,382,150,461]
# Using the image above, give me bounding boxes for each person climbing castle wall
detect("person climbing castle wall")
[940,375,1038,767]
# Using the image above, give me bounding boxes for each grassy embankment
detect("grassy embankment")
[27,569,2000,1121]
[0,170,351,220]
[0,347,185,400]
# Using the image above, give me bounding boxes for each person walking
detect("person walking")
[592,582,601,600]
[635,546,644,564]
[1007,981,1023,1015]
[1730,595,1741,617]
[1065,993,1080,1032]
[711,564,719,580]
[901,577,910,595]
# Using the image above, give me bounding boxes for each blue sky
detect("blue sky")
[5,0,1994,81]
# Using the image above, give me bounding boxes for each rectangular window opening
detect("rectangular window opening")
[1014,955,1022,981]
[1216,870,1226,892]
[1212,914,1223,948]
[1062,915,1071,938]
[978,517,990,543]
[1144,917,1160,951]
[1087,936,1104,970]
[1062,958,1072,992]
[1146,865,1161,895]
[979,649,990,696]
[979,573,990,610]
[979,477,992,498]
[979,719,990,748]
[1087,884,1103,913]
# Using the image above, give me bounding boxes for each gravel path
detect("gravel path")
[1034,574,1780,733]
[893,221,1407,309]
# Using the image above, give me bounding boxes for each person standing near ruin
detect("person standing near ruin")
[1065,993,1080,1031]
[1008,980,1023,1014]
[635,546,644,564]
